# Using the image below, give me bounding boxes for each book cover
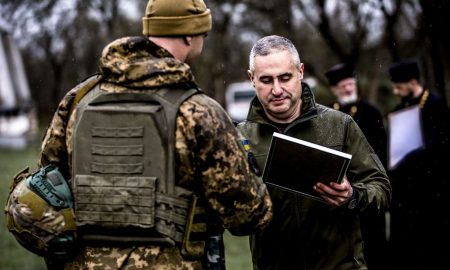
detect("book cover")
[262,132,352,202]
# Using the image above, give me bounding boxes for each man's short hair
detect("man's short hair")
[249,35,301,72]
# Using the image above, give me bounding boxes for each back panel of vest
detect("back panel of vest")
[71,86,197,245]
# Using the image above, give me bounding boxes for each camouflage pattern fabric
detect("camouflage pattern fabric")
[8,36,272,269]
[5,167,76,258]
[9,180,67,239]
[63,246,203,270]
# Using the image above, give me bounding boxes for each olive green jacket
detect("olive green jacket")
[237,83,391,270]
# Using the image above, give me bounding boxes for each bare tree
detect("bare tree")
[2,0,449,120]
[419,0,450,99]
[0,0,139,118]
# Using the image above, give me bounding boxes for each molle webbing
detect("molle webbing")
[72,86,198,245]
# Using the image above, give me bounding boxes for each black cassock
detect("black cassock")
[389,90,450,270]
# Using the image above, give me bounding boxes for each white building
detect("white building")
[225,81,255,123]
[0,19,37,149]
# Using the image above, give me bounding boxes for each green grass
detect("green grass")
[0,141,253,270]
[0,142,47,270]
[224,232,253,270]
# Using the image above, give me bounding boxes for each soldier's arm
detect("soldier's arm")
[38,86,80,177]
[176,94,272,235]
[39,74,101,177]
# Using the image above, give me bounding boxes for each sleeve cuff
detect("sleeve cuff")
[347,186,360,210]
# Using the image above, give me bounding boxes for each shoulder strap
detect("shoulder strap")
[155,88,199,194]
[68,74,103,116]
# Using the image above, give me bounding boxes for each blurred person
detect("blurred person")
[325,63,387,166]
[325,63,389,270]
[4,0,272,269]
[238,35,391,270]
[387,60,450,270]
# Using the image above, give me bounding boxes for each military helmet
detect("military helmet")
[5,165,77,259]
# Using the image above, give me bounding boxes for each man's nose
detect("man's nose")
[272,79,283,95]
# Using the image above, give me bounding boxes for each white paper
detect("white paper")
[388,105,424,169]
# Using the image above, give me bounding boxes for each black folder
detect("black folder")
[262,132,352,202]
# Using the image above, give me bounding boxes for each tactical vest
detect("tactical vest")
[71,83,200,247]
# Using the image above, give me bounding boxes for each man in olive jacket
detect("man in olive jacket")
[238,35,391,270]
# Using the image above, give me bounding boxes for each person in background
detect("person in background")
[325,62,389,270]
[5,0,272,269]
[387,60,450,270]
[324,63,387,166]
[238,35,391,270]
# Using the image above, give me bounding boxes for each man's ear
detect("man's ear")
[184,36,193,46]
[331,86,339,96]
[298,63,304,80]
[247,70,254,83]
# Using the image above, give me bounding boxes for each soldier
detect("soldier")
[5,0,272,269]
[324,63,389,270]
[238,35,391,270]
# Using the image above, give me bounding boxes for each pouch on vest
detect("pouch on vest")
[71,86,198,246]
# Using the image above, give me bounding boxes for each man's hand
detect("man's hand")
[313,176,352,206]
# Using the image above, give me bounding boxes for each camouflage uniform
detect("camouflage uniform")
[7,36,272,269]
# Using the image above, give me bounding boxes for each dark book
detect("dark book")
[262,132,352,202]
